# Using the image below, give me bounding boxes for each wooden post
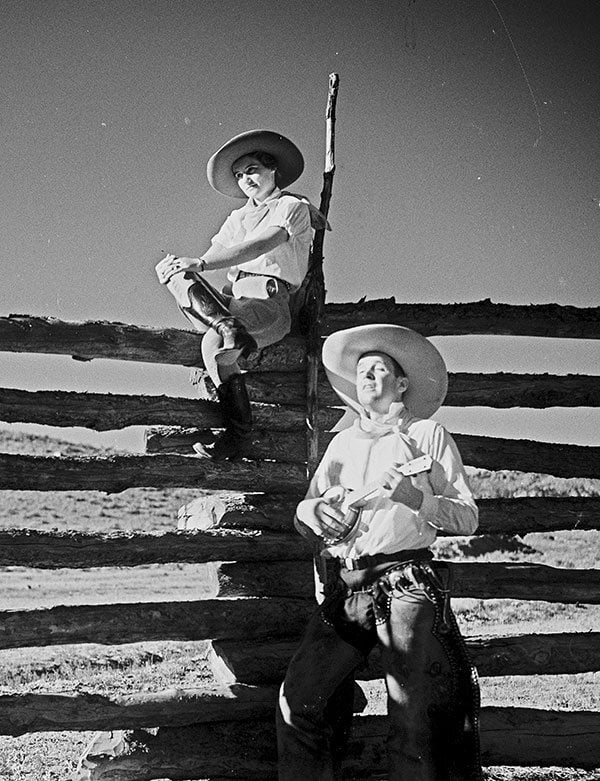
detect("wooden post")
[303,73,339,479]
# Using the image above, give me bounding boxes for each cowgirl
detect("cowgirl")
[157,130,320,460]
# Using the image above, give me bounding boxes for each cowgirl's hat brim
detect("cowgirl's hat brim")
[322,324,448,421]
[206,129,304,198]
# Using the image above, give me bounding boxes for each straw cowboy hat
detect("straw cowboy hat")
[322,324,448,420]
[207,129,304,198]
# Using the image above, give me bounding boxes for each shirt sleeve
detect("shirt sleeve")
[303,440,339,501]
[293,438,338,543]
[269,196,311,238]
[210,212,238,248]
[417,424,479,535]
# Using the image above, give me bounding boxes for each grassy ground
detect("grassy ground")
[0,429,598,779]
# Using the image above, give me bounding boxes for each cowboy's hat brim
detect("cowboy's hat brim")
[322,324,448,420]
[206,129,304,198]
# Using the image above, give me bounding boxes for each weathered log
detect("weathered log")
[0,315,306,371]
[175,492,300,532]
[2,303,598,373]
[478,706,600,768]
[145,426,600,478]
[451,561,600,603]
[2,634,598,731]
[0,683,280,736]
[4,409,598,477]
[208,630,600,685]
[172,494,600,534]
[74,708,600,779]
[0,496,598,565]
[147,426,600,478]
[0,387,320,432]
[452,433,600,478]
[0,452,307,493]
[246,371,600,408]
[145,425,313,462]
[0,529,309,568]
[213,560,600,603]
[445,372,600,408]
[3,373,597,434]
[0,315,205,366]
[322,298,600,339]
[0,597,314,650]
[473,496,600,534]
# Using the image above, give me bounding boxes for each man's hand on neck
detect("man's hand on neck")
[379,466,424,511]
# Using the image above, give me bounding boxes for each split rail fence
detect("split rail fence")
[0,297,599,778]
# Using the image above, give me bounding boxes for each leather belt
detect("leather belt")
[339,548,432,572]
[237,270,293,292]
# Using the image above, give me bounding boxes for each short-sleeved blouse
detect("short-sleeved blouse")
[210,189,312,291]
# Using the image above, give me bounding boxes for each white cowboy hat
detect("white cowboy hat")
[322,324,448,420]
[206,129,304,198]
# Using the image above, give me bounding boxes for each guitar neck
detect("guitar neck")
[345,454,433,510]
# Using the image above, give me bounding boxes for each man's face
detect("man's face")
[355,352,408,415]
[232,155,277,201]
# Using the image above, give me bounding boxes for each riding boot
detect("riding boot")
[193,373,253,461]
[180,275,257,362]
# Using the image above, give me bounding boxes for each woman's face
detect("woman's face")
[232,154,277,201]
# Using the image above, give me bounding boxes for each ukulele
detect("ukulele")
[328,454,434,544]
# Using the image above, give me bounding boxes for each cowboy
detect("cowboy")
[277,324,482,780]
[156,129,322,460]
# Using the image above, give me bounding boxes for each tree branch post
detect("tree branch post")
[303,72,339,479]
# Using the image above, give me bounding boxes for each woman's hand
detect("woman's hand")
[155,254,204,284]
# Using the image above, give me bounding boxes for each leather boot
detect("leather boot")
[193,373,253,461]
[180,276,257,362]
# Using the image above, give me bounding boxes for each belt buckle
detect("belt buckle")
[343,557,356,571]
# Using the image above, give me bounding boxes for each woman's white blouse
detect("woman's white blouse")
[211,189,312,291]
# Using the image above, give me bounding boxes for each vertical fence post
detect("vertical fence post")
[302,73,339,479]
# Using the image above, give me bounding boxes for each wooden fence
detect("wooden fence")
[0,298,599,779]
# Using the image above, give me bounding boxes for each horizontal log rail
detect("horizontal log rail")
[213,561,600,603]
[0,315,306,371]
[0,452,307,492]
[0,388,312,433]
[2,372,598,433]
[246,371,600,409]
[63,709,600,776]
[444,371,600,408]
[0,657,598,734]
[0,529,311,568]
[0,683,279,736]
[180,494,600,534]
[2,390,598,473]
[0,597,315,650]
[209,630,600,684]
[147,429,600,478]
[322,298,600,339]
[452,434,600,478]
[1,303,598,374]
[0,560,597,649]
[1,520,600,568]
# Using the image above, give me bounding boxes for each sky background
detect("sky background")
[1,0,599,452]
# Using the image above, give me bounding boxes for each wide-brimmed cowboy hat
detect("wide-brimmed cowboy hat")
[206,129,304,198]
[322,324,448,420]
